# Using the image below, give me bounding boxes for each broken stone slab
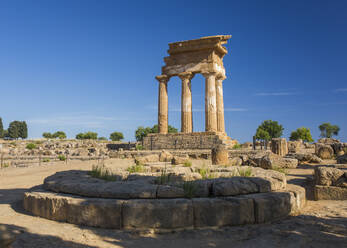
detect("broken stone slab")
[212,177,259,196]
[315,143,334,159]
[192,197,254,228]
[314,166,345,186]
[314,185,347,200]
[135,154,160,164]
[122,199,194,230]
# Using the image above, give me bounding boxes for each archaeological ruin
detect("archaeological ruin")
[143,35,237,150]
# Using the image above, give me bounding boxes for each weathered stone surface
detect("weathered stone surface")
[135,154,159,164]
[315,143,334,159]
[23,190,123,228]
[271,138,288,156]
[122,199,194,229]
[286,153,322,164]
[212,177,259,196]
[241,192,293,223]
[260,153,298,169]
[192,197,254,227]
[337,154,347,164]
[314,185,347,200]
[156,185,185,198]
[229,157,242,166]
[159,150,173,162]
[286,184,306,212]
[211,145,229,165]
[171,155,189,165]
[314,167,345,186]
[43,171,158,199]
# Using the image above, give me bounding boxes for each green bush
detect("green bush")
[42,158,50,163]
[183,160,192,167]
[26,143,36,150]
[239,167,252,177]
[88,164,118,181]
[109,131,124,141]
[135,144,144,150]
[290,127,313,142]
[127,164,145,173]
[58,155,66,161]
[76,131,98,140]
[232,144,242,149]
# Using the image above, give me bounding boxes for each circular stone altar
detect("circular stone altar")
[23,166,306,230]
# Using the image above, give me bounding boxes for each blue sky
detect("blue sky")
[0,0,346,142]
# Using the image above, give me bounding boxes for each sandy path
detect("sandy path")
[0,160,346,248]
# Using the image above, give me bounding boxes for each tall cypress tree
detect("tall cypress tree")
[0,117,3,138]
[19,121,28,139]
[8,121,20,139]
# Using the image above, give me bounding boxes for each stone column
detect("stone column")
[178,72,194,133]
[216,75,226,133]
[156,75,169,134]
[203,72,217,132]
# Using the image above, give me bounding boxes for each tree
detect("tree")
[319,123,340,138]
[255,128,271,142]
[135,124,178,141]
[255,120,283,140]
[8,121,20,139]
[76,131,98,140]
[52,131,66,139]
[98,137,108,141]
[290,127,314,142]
[18,121,28,139]
[42,132,53,139]
[0,117,3,138]
[110,132,124,141]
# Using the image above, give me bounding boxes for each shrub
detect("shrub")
[42,158,50,163]
[58,155,66,161]
[135,144,144,150]
[183,160,192,167]
[88,164,118,181]
[42,132,53,139]
[232,144,242,149]
[239,167,252,177]
[197,167,213,179]
[26,143,36,150]
[127,164,145,173]
[1,163,10,168]
[110,132,124,141]
[182,181,197,198]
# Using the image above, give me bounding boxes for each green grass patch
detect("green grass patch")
[238,167,252,177]
[232,144,242,149]
[58,155,66,161]
[88,164,118,181]
[182,181,197,198]
[127,164,145,173]
[183,160,192,167]
[42,158,50,163]
[26,143,36,150]
[136,144,144,150]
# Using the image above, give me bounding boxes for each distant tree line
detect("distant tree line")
[0,118,28,139]
[135,124,178,142]
[41,131,125,141]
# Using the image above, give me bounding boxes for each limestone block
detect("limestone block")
[260,153,298,169]
[271,138,288,156]
[157,185,185,198]
[241,192,292,223]
[171,155,189,165]
[122,199,194,230]
[135,154,160,164]
[315,143,334,159]
[314,167,345,186]
[159,150,173,162]
[192,197,254,227]
[286,184,306,212]
[314,185,347,200]
[211,145,229,165]
[212,178,259,196]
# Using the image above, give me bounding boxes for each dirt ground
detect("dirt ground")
[0,159,346,248]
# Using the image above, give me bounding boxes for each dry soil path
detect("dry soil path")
[0,160,346,248]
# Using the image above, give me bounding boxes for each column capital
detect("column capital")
[178,72,194,81]
[155,75,169,83]
[216,74,227,81]
[201,71,217,78]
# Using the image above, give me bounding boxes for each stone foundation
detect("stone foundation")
[142,132,236,150]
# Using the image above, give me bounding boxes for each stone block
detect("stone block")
[211,145,229,165]
[212,178,259,196]
[271,138,288,156]
[192,197,254,227]
[314,166,345,186]
[314,185,347,200]
[122,199,193,230]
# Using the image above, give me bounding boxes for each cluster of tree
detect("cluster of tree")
[76,131,98,140]
[109,132,124,141]
[255,120,340,143]
[0,118,28,139]
[135,124,178,141]
[42,131,67,139]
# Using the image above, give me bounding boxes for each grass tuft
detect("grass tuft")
[238,167,252,177]
[183,160,192,167]
[182,181,197,198]
[127,164,145,173]
[88,164,118,181]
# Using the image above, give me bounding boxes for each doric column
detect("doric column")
[178,72,194,133]
[156,75,169,134]
[202,72,217,132]
[216,75,226,133]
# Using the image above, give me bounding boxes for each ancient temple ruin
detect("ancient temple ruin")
[143,35,237,150]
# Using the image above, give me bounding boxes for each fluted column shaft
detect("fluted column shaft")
[179,72,194,133]
[203,72,217,132]
[156,75,169,134]
[216,75,226,133]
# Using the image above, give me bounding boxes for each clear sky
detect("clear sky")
[0,0,346,142]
